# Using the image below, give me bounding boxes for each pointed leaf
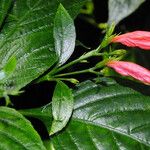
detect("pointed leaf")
[54,4,76,65]
[50,81,74,135]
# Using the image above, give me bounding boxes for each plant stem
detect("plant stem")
[54,69,92,77]
[38,50,105,83]
[55,78,79,83]
[46,50,98,77]
[54,66,103,78]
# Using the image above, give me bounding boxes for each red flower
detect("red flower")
[112,31,150,50]
[107,60,150,85]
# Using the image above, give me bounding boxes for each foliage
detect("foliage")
[21,79,150,149]
[0,0,149,149]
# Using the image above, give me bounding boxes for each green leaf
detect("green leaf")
[108,0,145,25]
[0,107,46,150]
[0,0,12,28]
[21,79,150,149]
[50,81,74,135]
[0,0,87,96]
[54,4,76,65]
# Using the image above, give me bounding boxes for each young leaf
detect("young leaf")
[50,81,74,135]
[108,0,145,25]
[54,4,76,65]
[0,107,46,150]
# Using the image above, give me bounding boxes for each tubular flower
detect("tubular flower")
[107,60,150,85]
[112,31,150,50]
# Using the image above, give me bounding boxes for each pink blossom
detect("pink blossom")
[107,60,150,85]
[112,31,150,50]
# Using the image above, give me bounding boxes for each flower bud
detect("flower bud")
[112,31,150,50]
[110,49,127,56]
[69,78,79,84]
[107,60,150,85]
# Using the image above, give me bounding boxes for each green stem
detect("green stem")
[95,44,102,52]
[55,78,78,83]
[48,50,102,76]
[54,68,93,77]
[38,50,105,83]
[54,66,103,78]
[37,76,57,83]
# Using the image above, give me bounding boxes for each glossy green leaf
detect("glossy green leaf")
[0,0,12,28]
[0,107,46,150]
[50,81,74,135]
[54,4,76,65]
[108,0,145,25]
[21,79,150,149]
[0,0,87,96]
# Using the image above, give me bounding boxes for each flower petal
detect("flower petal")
[107,60,150,85]
[112,31,150,50]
